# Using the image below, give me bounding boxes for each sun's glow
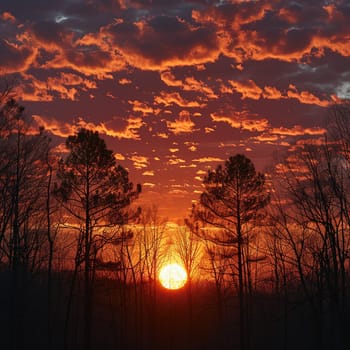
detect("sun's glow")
[159,263,188,290]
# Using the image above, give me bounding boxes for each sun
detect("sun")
[159,263,188,290]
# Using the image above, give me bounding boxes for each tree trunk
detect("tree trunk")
[46,156,54,350]
[237,222,246,350]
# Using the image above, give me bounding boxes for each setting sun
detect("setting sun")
[159,263,188,290]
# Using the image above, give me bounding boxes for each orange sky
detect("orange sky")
[1,0,349,220]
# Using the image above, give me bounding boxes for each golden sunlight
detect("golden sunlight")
[159,263,188,290]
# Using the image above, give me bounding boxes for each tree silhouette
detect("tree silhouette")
[270,105,350,350]
[54,128,141,350]
[192,154,270,350]
[0,97,51,349]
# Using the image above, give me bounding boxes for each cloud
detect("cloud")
[167,156,186,165]
[33,114,143,140]
[37,72,97,101]
[262,86,283,99]
[183,76,218,99]
[17,74,54,102]
[252,134,281,143]
[205,127,215,134]
[2,1,350,82]
[287,84,331,107]
[211,112,269,132]
[1,12,16,23]
[272,125,326,136]
[142,170,155,176]
[85,116,143,139]
[0,39,36,74]
[335,81,350,99]
[193,1,350,64]
[143,182,156,188]
[128,99,155,115]
[184,141,198,152]
[228,80,263,100]
[155,132,169,139]
[160,70,183,87]
[167,110,197,134]
[102,15,221,70]
[32,115,75,137]
[161,70,218,99]
[168,189,189,196]
[130,154,149,169]
[180,164,197,168]
[21,19,125,77]
[19,72,96,102]
[223,79,332,106]
[192,157,224,163]
[119,78,132,85]
[155,91,206,108]
[114,153,125,160]
[50,72,97,90]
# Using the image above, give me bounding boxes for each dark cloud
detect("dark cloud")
[104,15,220,69]
[1,0,350,219]
[0,39,34,73]
[31,20,74,48]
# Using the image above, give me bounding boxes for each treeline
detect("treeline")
[0,85,350,350]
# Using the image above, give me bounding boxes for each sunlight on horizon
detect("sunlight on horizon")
[159,263,188,290]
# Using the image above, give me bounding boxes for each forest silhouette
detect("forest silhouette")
[1,85,350,350]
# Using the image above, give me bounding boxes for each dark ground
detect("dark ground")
[0,270,347,350]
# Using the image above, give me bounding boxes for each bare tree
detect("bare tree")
[0,97,51,349]
[272,121,350,349]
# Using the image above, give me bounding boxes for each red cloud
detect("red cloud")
[17,72,98,102]
[167,110,197,135]
[262,86,283,99]
[228,80,263,100]
[222,79,332,106]
[192,157,224,163]
[23,21,126,77]
[33,114,143,140]
[1,1,349,85]
[272,125,326,136]
[101,15,221,70]
[0,39,37,74]
[161,70,217,99]
[167,156,186,165]
[287,84,331,107]
[211,112,269,132]
[128,100,155,115]
[193,1,350,64]
[130,154,149,169]
[1,12,16,23]
[155,91,206,108]
[160,70,183,87]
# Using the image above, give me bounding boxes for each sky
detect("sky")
[1,0,350,221]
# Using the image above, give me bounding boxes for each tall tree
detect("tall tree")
[0,97,51,349]
[54,128,141,350]
[270,104,350,349]
[192,154,270,350]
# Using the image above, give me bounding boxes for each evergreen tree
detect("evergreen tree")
[55,128,141,350]
[192,154,270,350]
